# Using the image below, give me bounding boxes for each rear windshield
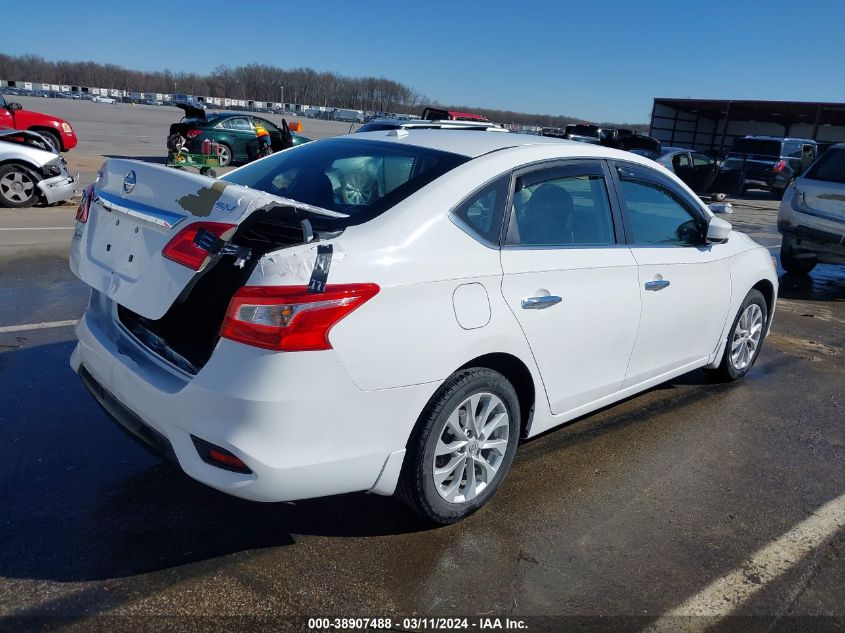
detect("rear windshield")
[732,138,782,157]
[804,148,845,184]
[221,138,469,226]
[568,125,600,137]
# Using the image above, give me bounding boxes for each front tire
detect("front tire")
[217,143,233,167]
[0,165,39,208]
[709,289,767,382]
[397,368,520,524]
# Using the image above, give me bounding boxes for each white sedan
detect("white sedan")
[92,95,116,104]
[69,131,777,523]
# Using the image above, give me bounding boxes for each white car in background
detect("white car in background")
[0,129,78,207]
[92,95,116,104]
[778,143,845,274]
[69,131,777,523]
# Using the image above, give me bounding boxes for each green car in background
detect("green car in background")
[167,103,311,167]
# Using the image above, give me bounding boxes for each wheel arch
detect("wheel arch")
[27,126,63,151]
[455,352,536,439]
[751,278,775,327]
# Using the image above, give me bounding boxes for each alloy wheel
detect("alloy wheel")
[432,392,510,504]
[730,303,763,370]
[0,170,35,204]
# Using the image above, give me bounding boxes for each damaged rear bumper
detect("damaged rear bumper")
[70,292,434,502]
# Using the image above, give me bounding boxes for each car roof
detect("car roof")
[345,129,614,158]
[741,135,817,143]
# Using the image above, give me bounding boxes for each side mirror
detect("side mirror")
[706,215,732,243]
[6,102,22,111]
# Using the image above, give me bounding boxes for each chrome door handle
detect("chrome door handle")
[644,279,671,291]
[521,295,562,309]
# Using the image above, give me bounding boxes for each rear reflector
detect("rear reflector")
[76,184,94,223]
[186,129,202,139]
[162,221,236,270]
[191,435,252,474]
[220,283,379,351]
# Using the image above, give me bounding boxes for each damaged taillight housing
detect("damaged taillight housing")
[220,284,379,351]
[162,221,236,270]
[75,184,95,223]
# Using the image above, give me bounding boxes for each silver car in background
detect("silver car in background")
[0,129,78,208]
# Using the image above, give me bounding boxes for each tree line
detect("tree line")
[0,54,644,129]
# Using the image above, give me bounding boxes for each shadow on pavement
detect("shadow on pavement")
[0,340,428,583]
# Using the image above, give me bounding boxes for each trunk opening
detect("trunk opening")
[118,206,342,373]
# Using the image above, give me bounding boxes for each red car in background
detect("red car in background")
[0,92,78,152]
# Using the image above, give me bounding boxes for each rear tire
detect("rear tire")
[0,164,39,208]
[781,238,817,275]
[217,143,233,167]
[397,368,520,524]
[708,289,767,382]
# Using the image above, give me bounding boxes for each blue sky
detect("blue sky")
[6,0,844,122]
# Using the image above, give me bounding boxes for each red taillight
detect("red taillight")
[220,284,380,352]
[208,449,248,470]
[161,221,236,270]
[76,184,94,223]
[186,129,202,139]
[772,159,787,173]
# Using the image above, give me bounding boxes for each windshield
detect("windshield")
[222,138,469,226]
[804,148,845,184]
[732,138,782,157]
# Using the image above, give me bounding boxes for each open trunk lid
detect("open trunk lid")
[70,159,342,321]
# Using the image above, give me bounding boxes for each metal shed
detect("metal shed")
[649,98,845,155]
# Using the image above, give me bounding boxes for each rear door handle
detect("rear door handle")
[644,279,671,291]
[521,295,562,309]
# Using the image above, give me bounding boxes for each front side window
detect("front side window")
[222,138,469,227]
[252,117,279,133]
[615,164,705,246]
[508,169,615,247]
[452,175,510,244]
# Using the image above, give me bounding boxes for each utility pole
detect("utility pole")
[280,85,284,108]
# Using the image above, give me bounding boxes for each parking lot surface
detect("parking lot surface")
[0,106,843,630]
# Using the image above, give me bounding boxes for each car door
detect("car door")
[691,152,719,193]
[671,151,695,188]
[611,162,732,388]
[500,161,641,415]
[220,116,255,161]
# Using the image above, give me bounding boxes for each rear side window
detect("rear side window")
[508,169,615,247]
[805,148,845,184]
[222,138,469,227]
[452,175,510,244]
[615,164,705,246]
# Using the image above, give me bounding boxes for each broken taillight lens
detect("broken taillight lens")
[220,284,380,351]
[772,159,787,173]
[75,184,94,223]
[162,221,236,270]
